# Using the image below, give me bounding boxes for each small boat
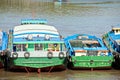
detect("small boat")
[64,34,114,70]
[6,19,66,72]
[0,30,8,68]
[102,24,120,69]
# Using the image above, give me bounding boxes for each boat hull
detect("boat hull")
[68,56,113,69]
[102,34,120,69]
[7,57,66,71]
[9,64,66,72]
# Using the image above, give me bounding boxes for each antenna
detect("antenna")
[32,9,36,19]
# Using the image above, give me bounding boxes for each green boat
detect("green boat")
[64,34,114,70]
[6,19,66,72]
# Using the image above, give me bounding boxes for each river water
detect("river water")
[0,0,120,79]
[0,69,120,80]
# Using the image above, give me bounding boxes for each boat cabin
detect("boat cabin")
[8,19,66,59]
[112,25,120,35]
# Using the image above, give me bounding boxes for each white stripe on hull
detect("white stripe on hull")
[11,51,66,58]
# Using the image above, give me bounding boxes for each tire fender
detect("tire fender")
[24,52,30,59]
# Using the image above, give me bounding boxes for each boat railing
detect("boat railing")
[65,40,74,56]
[21,19,47,25]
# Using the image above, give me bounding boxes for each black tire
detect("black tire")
[59,52,64,59]
[47,52,53,59]
[12,52,18,59]
[68,56,72,62]
[24,52,30,59]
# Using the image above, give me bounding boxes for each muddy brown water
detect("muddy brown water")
[0,69,120,80]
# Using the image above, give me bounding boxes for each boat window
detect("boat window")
[22,44,27,51]
[16,44,21,51]
[70,40,101,48]
[116,30,118,33]
[46,43,60,51]
[48,44,53,50]
[70,40,84,48]
[15,44,27,51]
[28,44,34,48]
[84,43,101,47]
[13,44,16,52]
[112,29,114,32]
[35,44,43,51]
[44,43,48,51]
[60,43,66,51]
[27,44,34,51]
[52,43,60,51]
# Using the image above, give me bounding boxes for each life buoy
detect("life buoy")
[12,52,18,59]
[47,52,53,59]
[59,52,64,59]
[27,34,33,40]
[24,52,30,59]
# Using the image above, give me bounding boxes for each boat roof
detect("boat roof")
[14,24,58,34]
[13,24,59,37]
[107,24,120,45]
[108,24,120,40]
[13,24,62,43]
